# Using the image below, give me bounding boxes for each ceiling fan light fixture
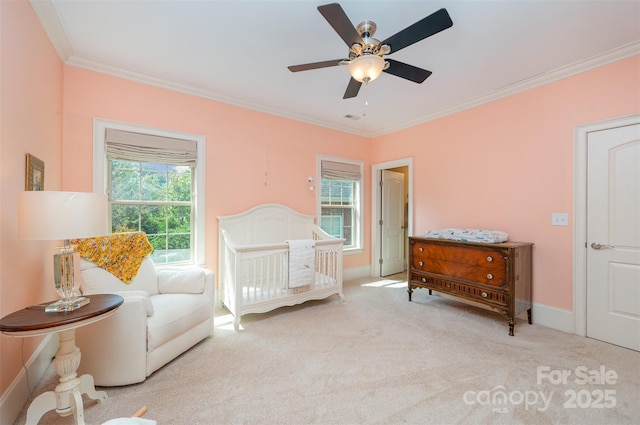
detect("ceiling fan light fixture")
[348,55,385,83]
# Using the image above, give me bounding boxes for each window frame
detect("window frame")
[316,155,364,254]
[107,160,195,265]
[93,118,206,266]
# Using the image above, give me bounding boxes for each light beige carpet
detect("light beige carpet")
[13,274,640,425]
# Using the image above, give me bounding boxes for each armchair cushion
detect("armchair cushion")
[80,258,159,295]
[147,294,212,351]
[157,268,206,294]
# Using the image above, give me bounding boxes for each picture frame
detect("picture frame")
[25,154,44,191]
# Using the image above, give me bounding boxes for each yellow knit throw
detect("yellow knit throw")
[72,232,154,283]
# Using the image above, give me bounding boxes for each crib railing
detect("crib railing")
[239,247,288,303]
[218,227,343,325]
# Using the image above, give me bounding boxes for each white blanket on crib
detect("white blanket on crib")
[286,239,315,288]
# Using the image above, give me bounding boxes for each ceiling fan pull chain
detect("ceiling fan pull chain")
[363,80,369,117]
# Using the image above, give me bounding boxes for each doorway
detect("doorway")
[380,168,406,276]
[371,158,413,278]
[574,115,640,351]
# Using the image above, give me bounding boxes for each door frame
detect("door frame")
[573,114,640,336]
[371,158,414,277]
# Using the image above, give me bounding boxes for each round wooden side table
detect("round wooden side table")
[1,294,124,425]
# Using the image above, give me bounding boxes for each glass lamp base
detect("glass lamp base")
[45,296,90,313]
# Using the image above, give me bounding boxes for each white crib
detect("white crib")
[218,204,345,330]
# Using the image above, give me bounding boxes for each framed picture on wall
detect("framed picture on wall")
[25,154,44,191]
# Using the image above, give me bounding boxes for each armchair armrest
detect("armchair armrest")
[111,290,154,317]
[76,290,151,386]
[82,287,154,317]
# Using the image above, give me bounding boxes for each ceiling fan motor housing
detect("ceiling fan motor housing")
[349,21,389,59]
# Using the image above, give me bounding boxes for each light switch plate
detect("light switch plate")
[552,213,569,226]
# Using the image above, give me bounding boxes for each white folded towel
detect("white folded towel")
[286,239,316,288]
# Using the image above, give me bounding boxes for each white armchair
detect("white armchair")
[74,257,214,386]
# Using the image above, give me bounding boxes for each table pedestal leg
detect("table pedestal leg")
[24,329,107,425]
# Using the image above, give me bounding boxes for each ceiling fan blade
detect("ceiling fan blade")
[318,3,364,48]
[288,59,344,72]
[380,8,453,54]
[343,78,362,99]
[383,59,432,83]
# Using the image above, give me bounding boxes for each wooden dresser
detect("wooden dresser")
[408,237,533,336]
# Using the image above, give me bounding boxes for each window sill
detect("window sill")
[343,248,364,256]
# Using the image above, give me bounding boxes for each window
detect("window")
[94,122,205,265]
[318,157,363,250]
[109,160,193,264]
[320,215,343,239]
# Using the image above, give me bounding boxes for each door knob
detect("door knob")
[591,242,614,250]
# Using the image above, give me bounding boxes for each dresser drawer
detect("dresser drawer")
[411,273,508,307]
[411,242,507,286]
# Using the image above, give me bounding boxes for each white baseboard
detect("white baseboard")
[343,265,371,282]
[531,302,575,334]
[342,267,576,336]
[0,334,58,425]
[427,291,575,335]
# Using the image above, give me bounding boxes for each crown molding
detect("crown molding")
[31,0,639,138]
[31,0,368,136]
[30,0,73,61]
[67,41,639,139]
[65,55,370,138]
[379,41,640,137]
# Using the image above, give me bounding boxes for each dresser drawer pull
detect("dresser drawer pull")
[419,247,424,252]
[486,256,493,262]
[418,261,424,266]
[487,273,493,280]
[481,292,488,298]
[421,278,427,283]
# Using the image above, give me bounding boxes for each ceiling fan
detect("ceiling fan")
[288,3,453,99]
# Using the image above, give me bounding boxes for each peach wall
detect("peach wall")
[0,0,63,395]
[3,0,637,403]
[61,67,372,271]
[372,56,640,310]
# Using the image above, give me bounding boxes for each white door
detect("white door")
[586,123,640,351]
[380,170,405,276]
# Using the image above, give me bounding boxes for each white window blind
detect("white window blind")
[321,160,361,181]
[105,129,197,166]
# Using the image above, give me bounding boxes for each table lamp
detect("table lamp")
[18,191,108,312]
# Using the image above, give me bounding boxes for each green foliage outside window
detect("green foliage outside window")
[110,160,193,264]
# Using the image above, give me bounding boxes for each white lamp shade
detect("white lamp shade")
[18,191,108,241]
[348,55,386,83]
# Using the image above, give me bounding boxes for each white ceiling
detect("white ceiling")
[35,0,640,138]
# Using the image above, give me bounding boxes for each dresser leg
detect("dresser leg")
[428,289,432,295]
[407,286,413,301]
[508,317,515,336]
[527,308,532,324]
